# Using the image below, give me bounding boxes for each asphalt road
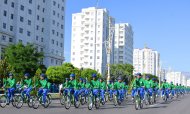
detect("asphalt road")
[1,95,190,114]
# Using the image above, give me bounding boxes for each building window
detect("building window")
[56,23,59,27]
[53,1,56,6]
[28,20,31,25]
[29,0,32,4]
[42,8,45,12]
[20,5,24,11]
[42,18,44,22]
[37,5,40,10]
[51,59,54,64]
[20,16,24,22]
[19,28,23,33]
[61,7,64,11]
[56,32,59,36]
[53,10,55,15]
[61,34,63,38]
[52,30,55,34]
[40,48,43,52]
[41,37,44,42]
[11,2,15,8]
[3,23,6,29]
[36,25,39,30]
[62,16,64,20]
[43,0,45,3]
[27,31,31,36]
[28,9,32,14]
[52,20,55,25]
[37,15,39,20]
[4,0,7,4]
[11,14,14,19]
[9,38,13,42]
[36,36,38,41]
[56,41,58,46]
[10,26,13,31]
[41,28,44,32]
[2,35,6,41]
[58,4,60,8]
[60,43,63,47]
[3,10,7,16]
[19,39,22,42]
[52,39,54,44]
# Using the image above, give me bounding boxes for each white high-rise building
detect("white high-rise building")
[133,47,160,76]
[166,72,189,86]
[0,0,66,67]
[71,7,115,75]
[114,23,133,64]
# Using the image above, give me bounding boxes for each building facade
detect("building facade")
[133,47,160,76]
[0,0,65,67]
[166,72,188,86]
[71,7,115,75]
[114,23,133,65]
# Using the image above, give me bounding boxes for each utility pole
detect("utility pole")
[106,18,114,84]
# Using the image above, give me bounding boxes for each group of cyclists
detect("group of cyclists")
[0,72,189,110]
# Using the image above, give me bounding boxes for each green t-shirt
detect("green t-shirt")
[21,78,32,88]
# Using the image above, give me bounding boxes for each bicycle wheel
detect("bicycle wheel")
[60,95,65,105]
[87,95,93,110]
[27,96,33,108]
[47,94,52,104]
[64,95,71,110]
[0,95,7,108]
[140,100,143,109]
[95,97,100,109]
[12,96,16,107]
[14,95,24,109]
[74,99,80,108]
[135,99,139,110]
[32,96,40,109]
[42,96,50,108]
[113,94,117,106]
[80,96,86,105]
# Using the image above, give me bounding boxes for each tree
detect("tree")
[0,58,14,78]
[46,63,80,84]
[4,42,43,80]
[143,73,158,81]
[110,64,134,83]
[81,68,101,81]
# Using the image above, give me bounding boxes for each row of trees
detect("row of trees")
[0,43,158,85]
[0,43,44,82]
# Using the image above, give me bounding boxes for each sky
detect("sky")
[64,0,190,72]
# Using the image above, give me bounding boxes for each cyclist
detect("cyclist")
[84,79,92,96]
[78,78,85,96]
[152,78,159,97]
[69,73,80,102]
[90,73,100,99]
[131,73,145,100]
[161,79,169,99]
[114,77,125,102]
[99,78,106,103]
[3,73,16,104]
[107,80,114,99]
[144,76,153,100]
[35,73,51,104]
[169,82,175,98]
[20,73,32,100]
[62,78,70,95]
[123,82,129,97]
[131,75,137,101]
